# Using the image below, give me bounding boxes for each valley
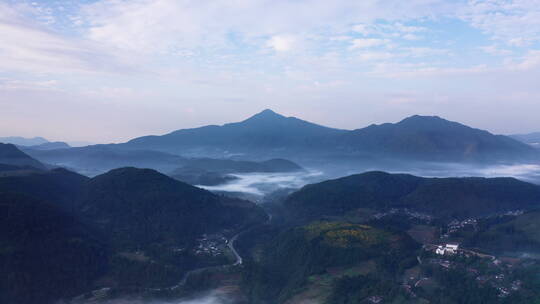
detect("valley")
[2,111,540,304]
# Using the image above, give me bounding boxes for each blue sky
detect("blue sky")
[1,0,540,142]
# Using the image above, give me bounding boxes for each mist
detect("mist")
[198,169,323,196]
[198,161,540,198]
[69,291,235,304]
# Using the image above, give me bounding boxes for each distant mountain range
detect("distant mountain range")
[28,141,71,150]
[21,145,186,176]
[0,136,49,146]
[121,110,538,163]
[5,110,539,177]
[511,132,540,148]
[0,143,47,170]
[126,109,346,154]
[0,136,87,148]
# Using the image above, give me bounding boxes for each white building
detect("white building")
[435,243,459,255]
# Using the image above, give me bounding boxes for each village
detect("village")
[395,208,535,300]
[411,240,527,298]
[193,233,229,257]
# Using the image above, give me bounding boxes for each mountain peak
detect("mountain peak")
[399,115,445,123]
[239,109,289,125]
[251,109,285,119]
[397,115,462,129]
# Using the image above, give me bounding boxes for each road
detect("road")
[166,210,271,290]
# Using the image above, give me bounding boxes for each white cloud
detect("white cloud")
[393,22,426,33]
[0,79,59,91]
[405,47,451,58]
[461,0,540,46]
[350,38,389,49]
[78,0,454,54]
[357,51,395,61]
[478,45,512,56]
[0,3,128,75]
[510,50,540,70]
[267,35,298,52]
[351,22,427,41]
[402,33,422,40]
[352,24,374,36]
[2,0,540,141]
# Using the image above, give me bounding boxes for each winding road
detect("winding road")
[164,210,271,290]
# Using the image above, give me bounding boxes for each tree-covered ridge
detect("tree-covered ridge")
[242,220,419,303]
[0,192,107,304]
[0,167,267,304]
[80,167,266,250]
[461,210,540,254]
[286,171,540,220]
[303,222,392,248]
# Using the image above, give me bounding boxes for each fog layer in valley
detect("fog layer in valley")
[199,169,323,195]
[198,162,540,197]
[70,291,234,304]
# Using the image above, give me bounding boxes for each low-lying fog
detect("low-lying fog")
[198,162,540,197]
[198,170,323,196]
[72,291,234,304]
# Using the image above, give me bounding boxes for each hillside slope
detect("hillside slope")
[335,115,537,161]
[285,171,540,220]
[0,143,46,169]
[0,192,107,304]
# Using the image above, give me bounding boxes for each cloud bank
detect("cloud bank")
[1,0,540,142]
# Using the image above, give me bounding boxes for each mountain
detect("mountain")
[123,109,347,156]
[23,145,186,176]
[79,167,265,248]
[243,221,419,303]
[29,141,71,150]
[285,171,540,221]
[511,132,540,148]
[121,111,537,163]
[0,192,107,304]
[0,143,46,170]
[0,166,266,303]
[0,136,48,146]
[334,115,538,162]
[0,168,89,212]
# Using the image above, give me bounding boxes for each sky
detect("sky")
[1,0,540,143]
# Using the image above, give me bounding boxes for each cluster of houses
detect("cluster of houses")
[435,243,459,255]
[194,234,227,257]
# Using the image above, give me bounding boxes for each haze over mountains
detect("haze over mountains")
[0,143,47,170]
[512,132,540,148]
[6,110,537,179]
[0,136,49,146]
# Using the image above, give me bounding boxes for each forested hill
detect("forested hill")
[79,167,266,248]
[0,167,266,304]
[285,171,540,220]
